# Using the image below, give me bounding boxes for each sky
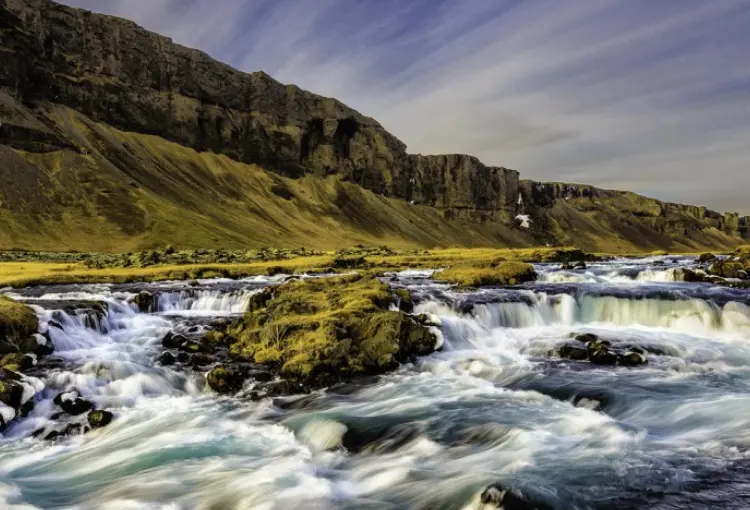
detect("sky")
[61,0,750,214]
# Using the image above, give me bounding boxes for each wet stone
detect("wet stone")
[206,365,247,394]
[620,351,648,367]
[189,353,215,367]
[60,397,94,416]
[179,340,214,354]
[574,333,599,344]
[161,332,186,349]
[479,483,550,510]
[156,351,176,366]
[557,344,589,361]
[88,410,113,428]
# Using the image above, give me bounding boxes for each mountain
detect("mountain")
[0,0,747,253]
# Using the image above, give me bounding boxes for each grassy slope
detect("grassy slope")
[0,105,535,252]
[0,103,742,253]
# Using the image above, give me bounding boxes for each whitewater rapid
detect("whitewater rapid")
[2,257,750,509]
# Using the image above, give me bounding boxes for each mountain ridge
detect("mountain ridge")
[0,0,747,252]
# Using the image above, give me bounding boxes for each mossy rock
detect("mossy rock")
[0,368,24,410]
[88,410,113,428]
[394,288,414,313]
[227,275,436,383]
[131,291,158,312]
[247,289,273,312]
[206,366,246,394]
[698,252,717,263]
[203,330,229,345]
[0,296,39,355]
[1,352,33,371]
[710,260,748,279]
[437,262,537,287]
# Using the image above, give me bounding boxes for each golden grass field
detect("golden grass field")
[0,247,585,288]
[0,244,739,289]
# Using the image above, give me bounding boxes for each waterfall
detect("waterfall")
[155,289,260,315]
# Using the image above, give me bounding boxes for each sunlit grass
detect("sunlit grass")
[0,247,587,287]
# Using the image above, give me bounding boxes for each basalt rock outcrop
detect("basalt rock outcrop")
[0,0,747,252]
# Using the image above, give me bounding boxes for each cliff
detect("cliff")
[0,0,746,252]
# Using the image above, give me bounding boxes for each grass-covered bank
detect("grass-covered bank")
[0,246,594,288]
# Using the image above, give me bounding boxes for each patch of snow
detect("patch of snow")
[515,214,532,229]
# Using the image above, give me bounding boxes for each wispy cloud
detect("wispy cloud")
[63,0,750,213]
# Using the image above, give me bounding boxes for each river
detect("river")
[2,256,750,509]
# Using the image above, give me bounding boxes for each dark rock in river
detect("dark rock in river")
[189,353,215,368]
[248,380,309,400]
[620,351,648,367]
[60,397,95,416]
[479,483,552,510]
[557,344,589,361]
[130,291,159,313]
[179,339,214,354]
[394,288,414,313]
[156,351,176,366]
[0,369,24,410]
[574,333,599,344]
[88,410,114,428]
[162,332,186,349]
[247,289,273,313]
[586,340,619,366]
[555,334,648,367]
[206,365,246,394]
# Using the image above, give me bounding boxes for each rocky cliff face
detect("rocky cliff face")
[518,181,748,241]
[0,0,526,224]
[0,0,747,251]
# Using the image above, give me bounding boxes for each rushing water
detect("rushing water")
[2,257,750,509]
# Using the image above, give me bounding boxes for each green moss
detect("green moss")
[437,261,537,287]
[394,288,414,313]
[87,410,113,428]
[1,353,24,371]
[0,296,38,354]
[228,275,435,382]
[203,330,227,345]
[206,366,246,394]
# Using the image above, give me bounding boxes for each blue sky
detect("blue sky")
[62,0,750,213]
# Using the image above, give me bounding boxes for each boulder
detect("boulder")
[54,390,94,415]
[1,352,34,371]
[620,351,648,367]
[178,339,214,354]
[130,291,158,313]
[0,296,39,355]
[189,353,215,367]
[162,332,187,349]
[394,288,414,313]
[586,340,618,365]
[206,366,246,394]
[60,397,94,416]
[156,351,176,366]
[479,483,550,509]
[557,344,589,361]
[247,289,273,312]
[574,333,599,344]
[88,410,114,428]
[0,373,24,410]
[227,275,437,383]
